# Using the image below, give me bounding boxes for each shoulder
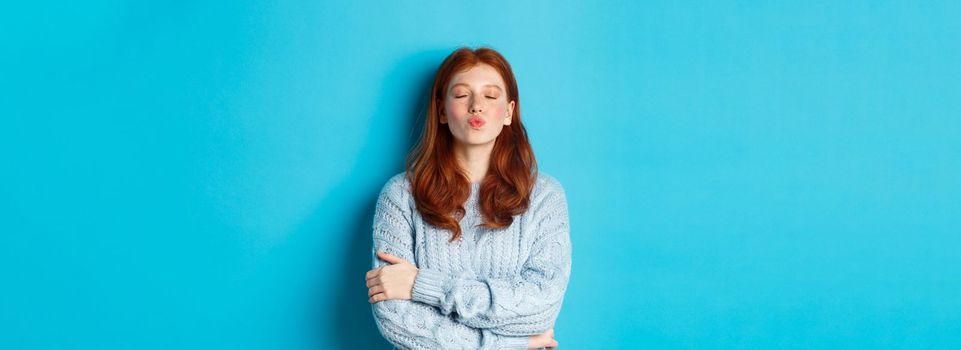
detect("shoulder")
[529,172,568,213]
[388,171,411,188]
[523,173,570,241]
[379,172,411,196]
[376,172,413,210]
[532,172,566,199]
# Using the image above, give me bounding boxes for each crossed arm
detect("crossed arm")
[366,181,570,349]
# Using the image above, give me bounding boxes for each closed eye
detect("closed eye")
[453,95,496,99]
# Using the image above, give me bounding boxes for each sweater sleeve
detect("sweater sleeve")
[369,175,529,350]
[409,182,572,337]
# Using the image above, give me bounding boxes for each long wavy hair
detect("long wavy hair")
[405,47,538,242]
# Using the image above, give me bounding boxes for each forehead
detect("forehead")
[447,64,506,90]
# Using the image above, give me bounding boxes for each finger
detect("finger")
[368,285,384,297]
[369,293,386,304]
[365,268,381,280]
[366,278,381,288]
[376,251,405,264]
[376,251,404,264]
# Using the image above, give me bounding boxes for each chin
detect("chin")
[457,137,496,146]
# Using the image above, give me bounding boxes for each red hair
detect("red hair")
[405,47,538,242]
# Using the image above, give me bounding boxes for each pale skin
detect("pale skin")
[366,64,558,349]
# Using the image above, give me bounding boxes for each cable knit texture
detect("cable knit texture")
[370,172,572,350]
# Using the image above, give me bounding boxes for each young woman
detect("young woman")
[365,47,572,350]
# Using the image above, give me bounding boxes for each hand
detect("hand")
[528,328,558,349]
[366,251,419,303]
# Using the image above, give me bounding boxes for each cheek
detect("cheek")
[445,101,467,116]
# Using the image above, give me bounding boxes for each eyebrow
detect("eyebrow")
[450,83,503,92]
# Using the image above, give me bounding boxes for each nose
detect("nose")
[469,100,483,114]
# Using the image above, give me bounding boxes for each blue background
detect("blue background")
[2,1,959,349]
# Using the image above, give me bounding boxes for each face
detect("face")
[439,63,515,148]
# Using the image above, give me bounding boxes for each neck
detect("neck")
[452,141,494,184]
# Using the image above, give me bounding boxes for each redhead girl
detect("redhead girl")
[366,47,571,350]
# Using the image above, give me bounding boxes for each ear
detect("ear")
[504,100,515,126]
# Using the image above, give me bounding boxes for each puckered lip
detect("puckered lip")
[468,115,485,128]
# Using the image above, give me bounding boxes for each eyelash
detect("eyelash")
[454,95,497,99]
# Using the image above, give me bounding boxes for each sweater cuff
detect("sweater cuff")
[411,268,449,307]
[495,334,529,349]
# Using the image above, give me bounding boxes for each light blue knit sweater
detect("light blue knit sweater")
[370,172,572,350]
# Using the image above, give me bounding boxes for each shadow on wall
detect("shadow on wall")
[305,49,451,349]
